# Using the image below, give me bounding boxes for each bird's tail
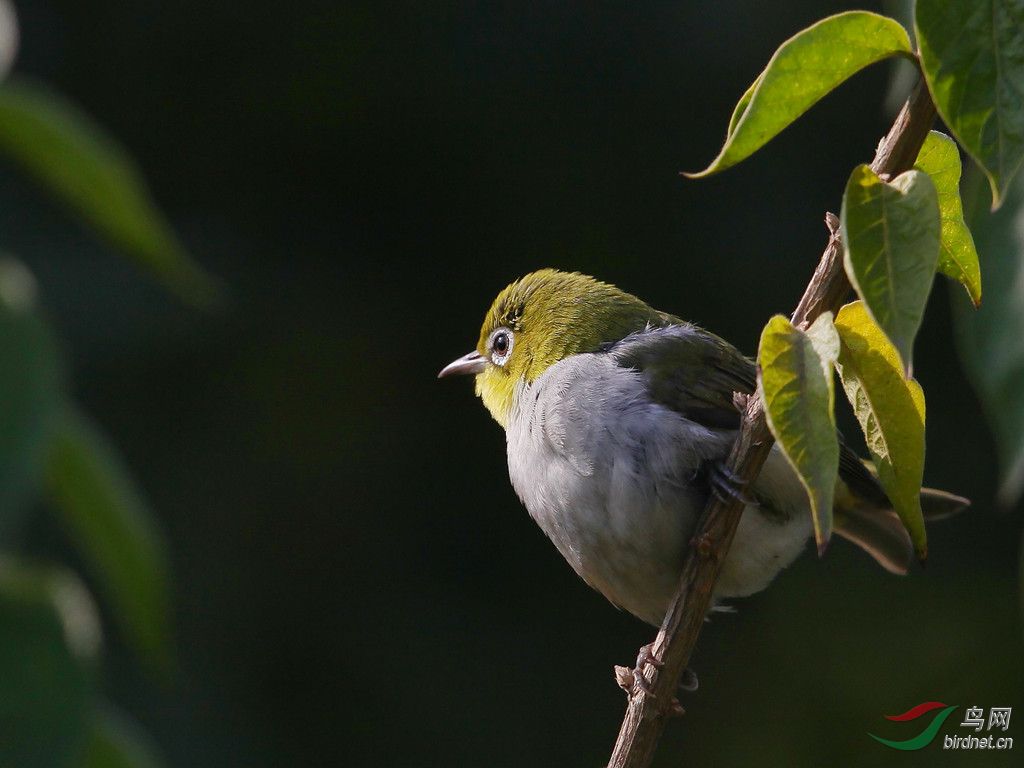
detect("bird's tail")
[833,485,970,575]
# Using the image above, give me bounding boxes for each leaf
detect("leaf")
[954,165,1024,506]
[0,560,99,768]
[85,707,163,768]
[0,79,220,305]
[45,408,172,669]
[687,11,913,177]
[914,130,982,306]
[726,73,762,139]
[0,258,61,542]
[834,301,928,559]
[0,0,17,81]
[840,165,941,375]
[916,0,1024,209]
[758,313,840,553]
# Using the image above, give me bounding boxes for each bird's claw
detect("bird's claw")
[616,643,698,708]
[627,643,662,696]
[709,461,758,506]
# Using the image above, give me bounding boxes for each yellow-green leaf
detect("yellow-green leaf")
[687,12,912,177]
[916,0,1024,209]
[758,313,840,553]
[914,131,982,306]
[840,165,941,375]
[726,74,762,139]
[834,301,927,559]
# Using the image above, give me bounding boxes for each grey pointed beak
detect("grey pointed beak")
[438,350,487,378]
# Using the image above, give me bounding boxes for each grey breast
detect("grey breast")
[503,352,734,623]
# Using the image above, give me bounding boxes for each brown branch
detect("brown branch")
[606,78,937,768]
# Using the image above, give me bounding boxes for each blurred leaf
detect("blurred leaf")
[882,0,919,115]
[0,560,99,768]
[0,258,61,541]
[840,165,941,375]
[916,0,1024,209]
[85,707,163,768]
[687,11,912,177]
[759,313,840,553]
[914,131,982,306]
[45,408,172,669]
[0,0,17,81]
[954,166,1024,506]
[0,79,219,305]
[835,301,927,559]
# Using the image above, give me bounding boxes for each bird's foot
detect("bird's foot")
[620,642,662,696]
[630,638,663,696]
[708,460,758,506]
[614,643,696,717]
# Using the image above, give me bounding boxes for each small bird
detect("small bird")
[440,270,968,627]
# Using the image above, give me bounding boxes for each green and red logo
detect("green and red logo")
[869,701,959,750]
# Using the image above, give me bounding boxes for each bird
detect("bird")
[439,269,968,630]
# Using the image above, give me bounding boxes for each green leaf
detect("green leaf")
[0,560,99,768]
[0,258,61,542]
[914,130,982,306]
[954,165,1024,506]
[840,165,941,375]
[834,301,928,559]
[0,79,219,305]
[725,74,762,139]
[85,707,163,768]
[687,11,913,177]
[758,313,840,553]
[45,408,172,669]
[916,0,1024,209]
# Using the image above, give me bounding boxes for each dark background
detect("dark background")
[2,1,1020,765]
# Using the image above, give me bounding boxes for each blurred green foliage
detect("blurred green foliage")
[0,561,96,768]
[46,409,171,670]
[957,168,1024,506]
[0,260,59,534]
[0,2,210,765]
[0,80,219,306]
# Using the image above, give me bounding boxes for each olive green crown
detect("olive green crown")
[474,269,673,425]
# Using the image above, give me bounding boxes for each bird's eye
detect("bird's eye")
[489,328,513,365]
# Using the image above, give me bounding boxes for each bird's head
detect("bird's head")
[439,269,668,427]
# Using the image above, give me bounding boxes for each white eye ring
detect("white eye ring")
[488,327,514,366]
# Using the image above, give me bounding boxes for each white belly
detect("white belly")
[505,354,812,625]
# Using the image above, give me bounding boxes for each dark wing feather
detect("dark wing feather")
[610,324,755,431]
[837,441,889,506]
[611,323,891,503]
